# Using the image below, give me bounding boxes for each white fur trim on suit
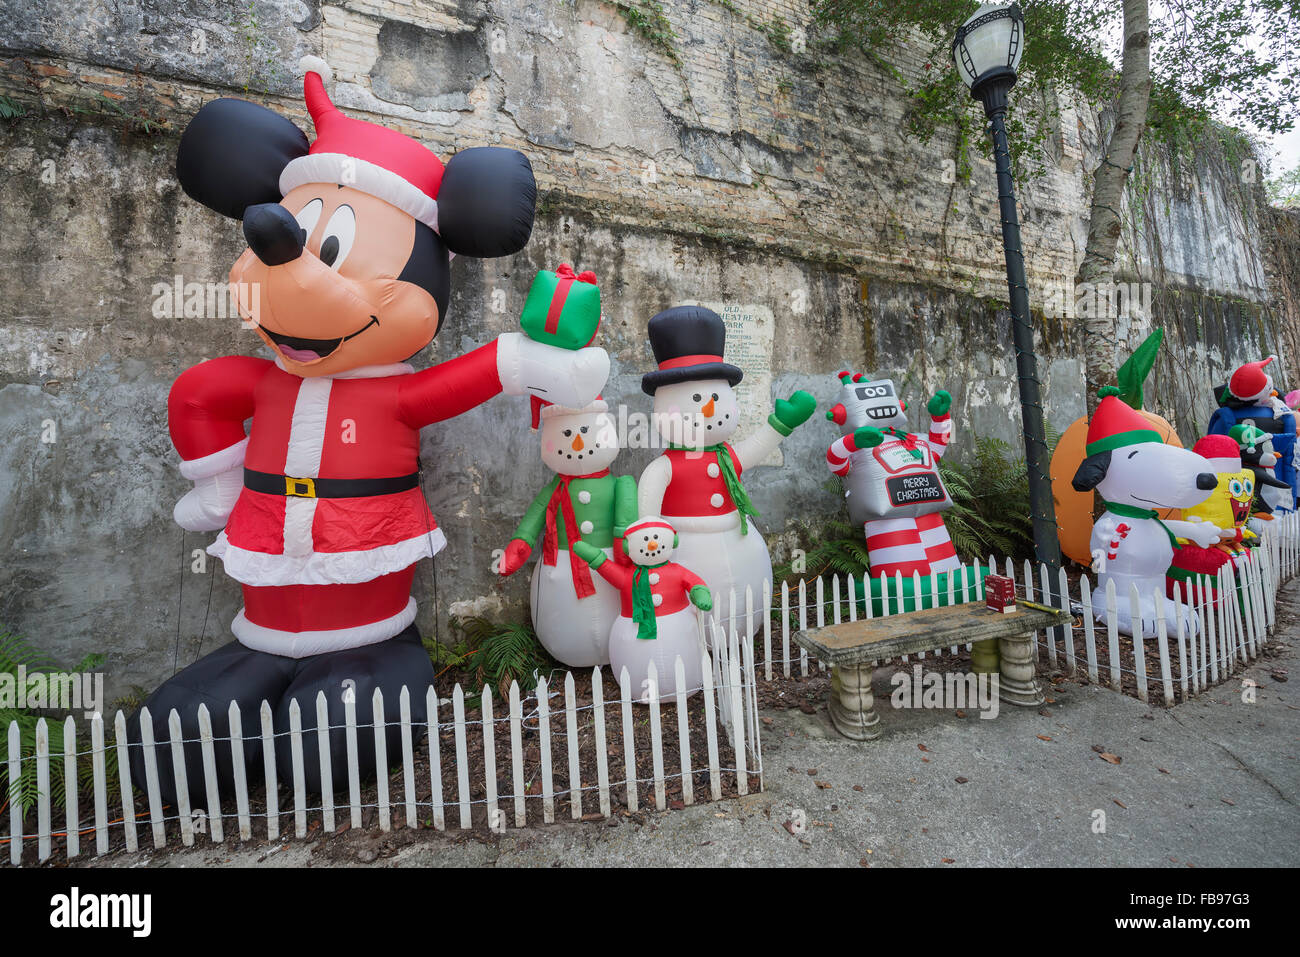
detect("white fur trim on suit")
[233,597,417,657]
[209,527,447,586]
[272,357,415,379]
[297,55,333,87]
[282,377,331,558]
[179,437,248,480]
[279,153,440,233]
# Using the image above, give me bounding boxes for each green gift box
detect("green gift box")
[520,264,602,350]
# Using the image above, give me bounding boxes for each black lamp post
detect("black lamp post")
[953,2,1062,583]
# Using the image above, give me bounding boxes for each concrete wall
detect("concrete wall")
[1,0,1295,702]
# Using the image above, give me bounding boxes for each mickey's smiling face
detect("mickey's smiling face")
[232,184,448,377]
[174,75,535,380]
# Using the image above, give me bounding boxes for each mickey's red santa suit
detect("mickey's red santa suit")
[132,61,607,803]
[573,517,713,700]
[636,307,816,634]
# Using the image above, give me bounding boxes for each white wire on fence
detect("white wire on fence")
[3,637,762,865]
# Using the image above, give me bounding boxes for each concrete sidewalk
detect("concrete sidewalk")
[88,590,1299,868]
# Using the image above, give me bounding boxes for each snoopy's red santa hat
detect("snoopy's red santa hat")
[626,516,676,537]
[1085,387,1162,456]
[1191,434,1242,474]
[1225,355,1276,403]
[279,58,443,233]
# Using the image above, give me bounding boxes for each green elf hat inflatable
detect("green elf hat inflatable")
[1085,386,1163,456]
[520,263,602,350]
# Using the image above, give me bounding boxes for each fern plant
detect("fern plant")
[0,629,118,817]
[777,432,1050,581]
[445,616,551,702]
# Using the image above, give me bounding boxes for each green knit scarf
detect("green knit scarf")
[1100,500,1179,549]
[631,562,669,640]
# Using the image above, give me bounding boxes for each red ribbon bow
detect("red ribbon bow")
[545,264,599,337]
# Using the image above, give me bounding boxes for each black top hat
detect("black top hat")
[640,305,744,395]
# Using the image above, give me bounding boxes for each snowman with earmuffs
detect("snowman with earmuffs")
[130,59,608,805]
[637,306,816,636]
[574,517,713,700]
[1072,388,1224,638]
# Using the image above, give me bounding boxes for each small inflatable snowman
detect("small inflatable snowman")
[637,306,815,633]
[1072,389,1224,637]
[499,398,637,667]
[574,517,713,701]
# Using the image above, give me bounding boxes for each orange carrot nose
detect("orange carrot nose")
[572,434,584,451]
[702,397,715,417]
[647,541,658,551]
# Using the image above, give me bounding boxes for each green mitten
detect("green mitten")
[689,584,713,611]
[572,540,605,567]
[769,390,817,436]
[852,426,885,449]
[927,389,952,417]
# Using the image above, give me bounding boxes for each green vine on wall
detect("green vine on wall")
[615,0,682,66]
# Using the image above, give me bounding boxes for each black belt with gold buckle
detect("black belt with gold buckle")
[243,468,420,499]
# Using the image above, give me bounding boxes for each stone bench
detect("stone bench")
[793,601,1071,740]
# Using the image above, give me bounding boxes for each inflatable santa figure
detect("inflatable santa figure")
[824,370,960,579]
[498,395,637,667]
[636,306,816,632]
[1072,388,1223,637]
[573,517,713,700]
[131,61,607,803]
[1208,356,1297,513]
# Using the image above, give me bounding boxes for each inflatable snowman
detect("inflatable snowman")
[574,517,713,700]
[499,397,636,666]
[637,306,815,632]
[1072,389,1224,637]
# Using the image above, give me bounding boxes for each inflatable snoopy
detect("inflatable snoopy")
[1072,389,1224,637]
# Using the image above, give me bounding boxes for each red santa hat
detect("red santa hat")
[1226,355,1275,403]
[530,395,607,430]
[278,58,444,233]
[1191,434,1241,474]
[1085,387,1163,456]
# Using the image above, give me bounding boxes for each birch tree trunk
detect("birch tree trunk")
[1080,0,1152,420]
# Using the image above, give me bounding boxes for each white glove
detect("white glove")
[496,332,609,410]
[1177,515,1225,549]
[174,438,248,532]
[174,467,244,532]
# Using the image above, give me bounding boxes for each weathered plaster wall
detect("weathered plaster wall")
[1,0,1295,701]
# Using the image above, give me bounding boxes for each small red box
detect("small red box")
[984,574,1016,613]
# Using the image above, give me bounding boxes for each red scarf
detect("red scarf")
[542,469,609,599]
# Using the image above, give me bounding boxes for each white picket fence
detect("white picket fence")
[737,512,1298,705]
[3,621,761,866]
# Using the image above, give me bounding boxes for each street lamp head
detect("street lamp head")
[952,3,1024,114]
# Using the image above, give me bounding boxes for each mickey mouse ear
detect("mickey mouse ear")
[437,147,536,258]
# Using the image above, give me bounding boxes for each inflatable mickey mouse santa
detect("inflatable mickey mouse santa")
[131,61,607,802]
